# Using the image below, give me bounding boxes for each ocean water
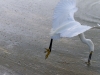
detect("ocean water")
[76,0,100,24]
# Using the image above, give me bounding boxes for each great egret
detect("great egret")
[45,0,100,65]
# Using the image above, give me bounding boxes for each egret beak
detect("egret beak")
[86,51,93,66]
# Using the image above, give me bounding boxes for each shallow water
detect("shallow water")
[76,0,100,24]
[0,0,100,75]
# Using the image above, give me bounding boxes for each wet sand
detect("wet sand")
[0,0,100,75]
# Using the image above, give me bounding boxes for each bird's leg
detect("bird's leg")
[79,33,94,65]
[86,51,93,66]
[44,39,53,59]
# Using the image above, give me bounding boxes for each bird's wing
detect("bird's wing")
[51,0,92,39]
[51,21,92,39]
[53,0,77,29]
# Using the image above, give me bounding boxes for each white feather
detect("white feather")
[51,0,92,39]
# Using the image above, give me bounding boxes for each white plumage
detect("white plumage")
[51,0,92,39]
[45,0,100,65]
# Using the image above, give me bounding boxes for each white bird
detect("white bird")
[45,0,100,65]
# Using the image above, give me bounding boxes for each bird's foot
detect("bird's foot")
[44,48,51,59]
[85,61,91,66]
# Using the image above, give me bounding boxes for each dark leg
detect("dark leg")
[49,39,53,52]
[86,51,93,66]
[45,39,53,59]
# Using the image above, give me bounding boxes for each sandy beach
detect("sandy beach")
[0,0,100,75]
